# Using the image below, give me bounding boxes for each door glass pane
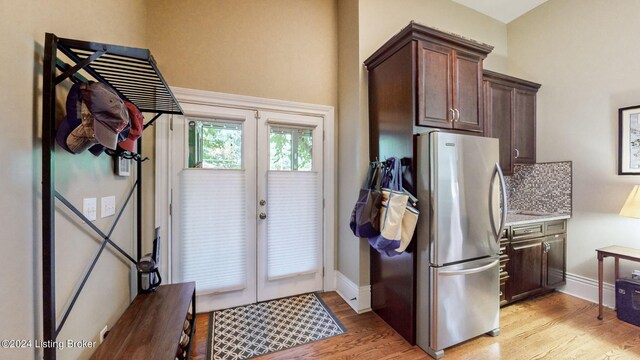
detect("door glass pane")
[188,120,242,169]
[269,127,312,171]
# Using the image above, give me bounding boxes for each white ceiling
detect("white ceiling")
[451,0,548,23]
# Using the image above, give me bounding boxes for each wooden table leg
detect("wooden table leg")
[598,253,604,320]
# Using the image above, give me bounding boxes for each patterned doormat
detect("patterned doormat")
[207,293,347,360]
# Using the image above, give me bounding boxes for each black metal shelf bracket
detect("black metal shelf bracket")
[41,32,183,360]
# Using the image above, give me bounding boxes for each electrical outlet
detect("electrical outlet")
[99,325,108,344]
[101,196,116,218]
[82,198,97,221]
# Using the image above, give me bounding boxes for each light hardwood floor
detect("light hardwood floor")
[191,291,640,360]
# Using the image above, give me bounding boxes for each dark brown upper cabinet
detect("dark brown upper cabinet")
[483,70,541,175]
[365,22,493,135]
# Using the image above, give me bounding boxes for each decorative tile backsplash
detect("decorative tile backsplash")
[505,161,572,215]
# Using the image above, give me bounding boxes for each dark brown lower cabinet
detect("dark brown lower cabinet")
[544,234,567,288]
[509,238,545,302]
[499,230,510,306]
[502,220,567,306]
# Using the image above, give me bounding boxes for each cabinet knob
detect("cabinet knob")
[259,213,267,220]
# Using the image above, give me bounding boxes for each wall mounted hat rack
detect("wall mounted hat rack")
[41,33,183,360]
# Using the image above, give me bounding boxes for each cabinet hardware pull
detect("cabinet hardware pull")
[515,148,520,158]
[449,109,455,122]
[454,109,460,122]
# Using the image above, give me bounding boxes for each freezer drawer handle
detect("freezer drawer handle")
[439,260,500,276]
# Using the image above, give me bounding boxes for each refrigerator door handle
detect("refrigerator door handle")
[489,162,508,242]
[438,260,500,276]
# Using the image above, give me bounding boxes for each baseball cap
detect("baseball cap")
[55,83,82,154]
[81,82,130,150]
[87,101,141,155]
[66,102,99,153]
[119,101,144,152]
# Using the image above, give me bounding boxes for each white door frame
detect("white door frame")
[155,87,336,294]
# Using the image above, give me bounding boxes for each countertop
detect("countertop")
[505,212,571,226]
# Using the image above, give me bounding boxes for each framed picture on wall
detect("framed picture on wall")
[619,105,640,175]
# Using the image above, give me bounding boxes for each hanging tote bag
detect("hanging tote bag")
[368,158,408,253]
[349,162,383,238]
[391,203,419,255]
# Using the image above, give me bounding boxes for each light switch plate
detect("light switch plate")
[101,196,116,218]
[83,198,97,221]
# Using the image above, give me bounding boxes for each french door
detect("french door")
[171,106,323,312]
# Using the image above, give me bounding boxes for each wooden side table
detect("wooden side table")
[596,246,640,320]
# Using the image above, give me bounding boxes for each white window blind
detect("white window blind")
[179,169,247,294]
[267,171,321,280]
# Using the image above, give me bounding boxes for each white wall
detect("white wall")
[337,0,365,284]
[146,0,338,108]
[0,1,148,359]
[508,0,640,284]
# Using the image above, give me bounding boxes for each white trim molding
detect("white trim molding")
[154,114,172,283]
[159,87,336,292]
[335,271,371,314]
[558,272,615,309]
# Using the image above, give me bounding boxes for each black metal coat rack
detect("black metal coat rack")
[41,33,183,360]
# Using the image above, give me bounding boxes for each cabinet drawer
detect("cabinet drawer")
[545,220,567,235]
[512,223,544,240]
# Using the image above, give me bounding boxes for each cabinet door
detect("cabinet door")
[417,40,453,128]
[544,234,566,289]
[484,81,514,175]
[513,89,536,164]
[509,238,544,301]
[453,50,483,132]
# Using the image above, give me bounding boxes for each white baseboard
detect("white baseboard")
[558,272,615,309]
[334,271,371,313]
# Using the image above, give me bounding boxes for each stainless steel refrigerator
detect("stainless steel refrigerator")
[415,130,506,359]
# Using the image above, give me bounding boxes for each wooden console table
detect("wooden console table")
[596,246,640,320]
[91,282,196,359]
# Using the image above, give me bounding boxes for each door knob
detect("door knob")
[259,213,267,220]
